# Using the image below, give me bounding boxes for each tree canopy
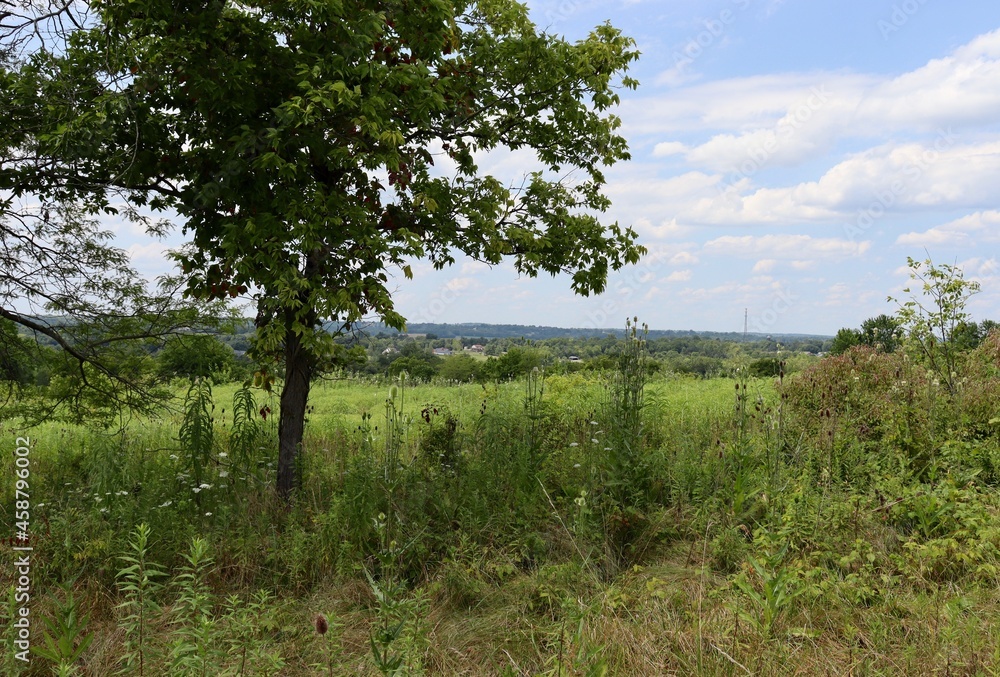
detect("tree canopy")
[6,0,644,495]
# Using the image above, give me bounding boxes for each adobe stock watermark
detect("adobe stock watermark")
[715,85,830,209]
[542,0,589,26]
[672,0,752,79]
[843,127,957,241]
[581,251,670,330]
[878,0,931,40]
[747,286,799,334]
[11,436,33,665]
[409,278,470,325]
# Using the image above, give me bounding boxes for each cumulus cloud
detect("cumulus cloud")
[652,141,689,157]
[669,251,700,265]
[896,210,1000,247]
[664,270,693,282]
[633,30,1000,176]
[703,234,871,259]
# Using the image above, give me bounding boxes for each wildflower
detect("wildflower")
[569,442,579,447]
[591,438,599,443]
[590,421,599,425]
[205,512,213,517]
[160,500,173,508]
[199,483,212,489]
[192,487,202,494]
[169,454,179,460]
[219,452,228,458]
[573,463,581,469]
[219,470,229,478]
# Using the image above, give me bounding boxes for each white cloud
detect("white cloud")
[631,30,1000,176]
[460,260,491,275]
[444,277,476,292]
[665,270,692,282]
[896,210,1000,247]
[653,141,688,157]
[704,234,870,259]
[631,216,697,240]
[128,242,172,263]
[669,251,699,265]
[680,138,1000,227]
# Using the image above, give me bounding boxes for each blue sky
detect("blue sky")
[124,0,1000,335]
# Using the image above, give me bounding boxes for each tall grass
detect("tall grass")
[7,331,1000,674]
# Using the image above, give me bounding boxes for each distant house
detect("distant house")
[567,355,582,362]
[432,348,453,356]
[466,344,485,353]
[382,346,398,355]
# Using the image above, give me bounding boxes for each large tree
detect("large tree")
[10,0,644,496]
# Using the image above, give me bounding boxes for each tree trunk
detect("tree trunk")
[277,325,313,500]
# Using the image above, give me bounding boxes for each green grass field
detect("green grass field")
[4,345,1000,675]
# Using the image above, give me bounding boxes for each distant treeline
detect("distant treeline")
[11,319,830,385]
[346,321,831,343]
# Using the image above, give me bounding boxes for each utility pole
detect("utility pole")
[744,308,748,340]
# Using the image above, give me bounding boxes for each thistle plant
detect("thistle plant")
[383,374,408,494]
[602,318,649,507]
[524,366,547,470]
[313,612,342,676]
[366,513,428,676]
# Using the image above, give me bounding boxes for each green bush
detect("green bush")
[157,334,242,381]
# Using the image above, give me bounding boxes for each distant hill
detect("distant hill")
[349,321,832,342]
